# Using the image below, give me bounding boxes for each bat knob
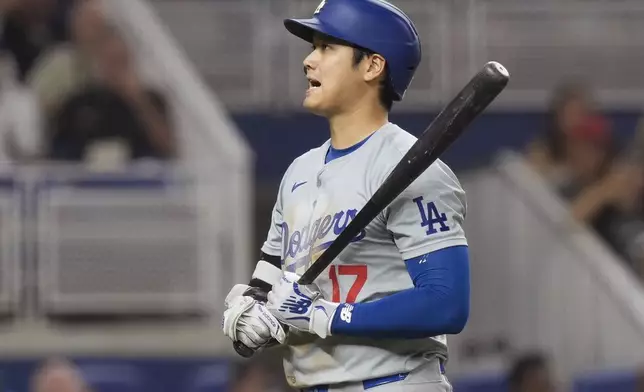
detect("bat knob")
[484,61,510,81]
[233,341,256,358]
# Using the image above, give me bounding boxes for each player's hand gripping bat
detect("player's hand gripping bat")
[232,61,510,358]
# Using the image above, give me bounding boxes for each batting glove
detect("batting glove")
[266,271,339,339]
[222,284,286,350]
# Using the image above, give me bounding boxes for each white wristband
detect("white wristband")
[252,259,282,286]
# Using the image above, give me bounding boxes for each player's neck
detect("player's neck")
[328,103,388,149]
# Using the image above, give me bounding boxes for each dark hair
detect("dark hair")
[508,353,548,391]
[352,47,396,112]
[543,81,591,162]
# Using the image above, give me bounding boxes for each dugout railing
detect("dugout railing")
[0,164,244,357]
[34,165,203,316]
[449,151,644,386]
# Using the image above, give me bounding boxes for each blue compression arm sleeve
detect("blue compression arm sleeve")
[329,245,470,338]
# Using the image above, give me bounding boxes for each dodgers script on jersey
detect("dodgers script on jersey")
[261,123,467,388]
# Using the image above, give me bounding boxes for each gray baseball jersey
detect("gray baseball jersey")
[261,122,467,389]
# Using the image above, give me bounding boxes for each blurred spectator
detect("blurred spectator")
[0,0,74,81]
[527,81,644,277]
[589,161,644,278]
[30,357,90,392]
[557,113,616,202]
[554,114,644,276]
[27,0,107,122]
[46,24,176,165]
[526,81,594,186]
[0,52,43,162]
[508,352,556,392]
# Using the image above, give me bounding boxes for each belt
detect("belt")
[301,361,445,392]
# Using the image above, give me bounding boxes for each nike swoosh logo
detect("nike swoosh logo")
[314,305,329,317]
[291,181,307,192]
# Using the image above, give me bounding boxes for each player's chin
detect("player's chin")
[302,96,327,116]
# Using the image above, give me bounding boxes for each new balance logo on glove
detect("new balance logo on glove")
[265,271,339,339]
[280,284,313,321]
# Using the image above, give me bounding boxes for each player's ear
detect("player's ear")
[363,54,386,83]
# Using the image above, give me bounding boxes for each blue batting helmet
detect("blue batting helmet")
[284,0,422,101]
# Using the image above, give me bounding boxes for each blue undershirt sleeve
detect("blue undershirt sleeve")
[329,245,470,339]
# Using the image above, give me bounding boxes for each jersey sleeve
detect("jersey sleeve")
[261,200,283,258]
[383,161,468,260]
[260,163,294,258]
[261,188,285,258]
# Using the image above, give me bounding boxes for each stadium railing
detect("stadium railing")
[0,170,21,317]
[449,151,644,387]
[0,164,239,357]
[33,164,204,316]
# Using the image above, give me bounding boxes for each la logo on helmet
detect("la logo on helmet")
[314,0,326,14]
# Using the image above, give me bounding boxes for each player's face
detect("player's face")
[302,36,370,116]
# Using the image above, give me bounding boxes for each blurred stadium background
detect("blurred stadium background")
[0,0,642,391]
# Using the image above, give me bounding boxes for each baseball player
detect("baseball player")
[222,1,471,391]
